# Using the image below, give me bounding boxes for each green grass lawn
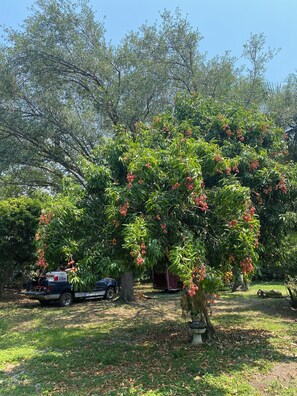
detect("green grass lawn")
[0,282,296,396]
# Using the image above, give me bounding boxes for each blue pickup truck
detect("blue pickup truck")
[23,271,117,307]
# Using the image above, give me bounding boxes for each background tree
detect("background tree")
[0,0,277,192]
[265,74,297,163]
[0,197,41,295]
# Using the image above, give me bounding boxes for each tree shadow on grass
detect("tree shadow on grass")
[216,294,297,322]
[1,308,296,396]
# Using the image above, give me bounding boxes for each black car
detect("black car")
[23,271,117,307]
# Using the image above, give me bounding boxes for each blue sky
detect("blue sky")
[0,0,296,84]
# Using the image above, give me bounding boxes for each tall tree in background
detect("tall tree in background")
[265,74,297,161]
[0,0,278,193]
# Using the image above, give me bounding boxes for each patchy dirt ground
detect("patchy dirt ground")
[249,361,297,395]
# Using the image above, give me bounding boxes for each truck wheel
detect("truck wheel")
[58,292,73,307]
[105,287,115,301]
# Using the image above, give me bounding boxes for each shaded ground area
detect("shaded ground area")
[0,283,296,395]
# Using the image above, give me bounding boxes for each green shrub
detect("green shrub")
[0,197,41,293]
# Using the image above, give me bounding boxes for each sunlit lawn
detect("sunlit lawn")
[0,282,296,395]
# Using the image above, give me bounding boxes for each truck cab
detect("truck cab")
[23,271,117,307]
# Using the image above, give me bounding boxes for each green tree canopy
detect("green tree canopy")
[0,0,278,192]
[38,98,296,335]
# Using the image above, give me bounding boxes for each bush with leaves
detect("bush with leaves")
[0,197,41,294]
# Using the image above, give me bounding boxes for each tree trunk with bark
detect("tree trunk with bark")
[119,271,135,302]
[201,303,215,339]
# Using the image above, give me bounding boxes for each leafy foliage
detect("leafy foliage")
[174,95,297,277]
[0,1,279,191]
[34,95,297,329]
[0,197,41,293]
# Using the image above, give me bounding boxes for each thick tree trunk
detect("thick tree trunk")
[119,271,135,302]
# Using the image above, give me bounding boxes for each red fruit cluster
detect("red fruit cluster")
[172,182,180,190]
[199,264,206,281]
[242,213,252,222]
[208,294,220,304]
[250,207,256,215]
[240,257,253,274]
[242,207,255,222]
[275,178,287,194]
[119,202,129,216]
[145,163,152,169]
[186,129,192,137]
[232,164,240,174]
[39,213,52,225]
[36,248,48,268]
[127,173,136,183]
[250,160,259,170]
[140,243,147,256]
[135,243,147,265]
[225,167,231,174]
[68,259,75,266]
[188,283,199,297]
[127,172,136,189]
[209,294,218,304]
[214,154,222,162]
[228,254,236,263]
[136,257,144,265]
[194,194,208,211]
[226,129,232,138]
[185,176,194,191]
[228,220,238,227]
[237,129,245,142]
[111,238,117,246]
[191,264,207,283]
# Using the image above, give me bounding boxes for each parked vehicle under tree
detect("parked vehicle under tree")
[23,271,117,307]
